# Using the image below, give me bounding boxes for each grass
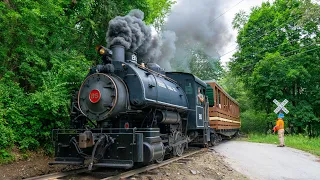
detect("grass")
[244,134,320,157]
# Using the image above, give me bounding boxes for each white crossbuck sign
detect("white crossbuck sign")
[273,99,289,114]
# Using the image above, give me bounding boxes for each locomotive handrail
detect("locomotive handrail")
[136,64,178,84]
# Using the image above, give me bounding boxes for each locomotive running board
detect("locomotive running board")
[49,161,83,165]
[49,157,84,165]
[94,159,134,169]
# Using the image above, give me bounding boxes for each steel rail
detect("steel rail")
[24,168,88,180]
[103,148,206,180]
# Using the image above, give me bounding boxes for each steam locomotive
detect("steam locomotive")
[50,45,240,170]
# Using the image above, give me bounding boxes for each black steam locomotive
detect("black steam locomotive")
[50,45,211,170]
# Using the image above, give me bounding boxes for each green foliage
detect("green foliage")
[228,0,320,136]
[146,0,176,31]
[189,48,224,80]
[232,10,248,30]
[218,71,252,112]
[247,134,320,156]
[0,72,22,149]
[0,149,15,164]
[0,0,174,161]
[0,53,90,153]
[240,110,273,133]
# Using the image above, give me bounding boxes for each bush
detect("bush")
[240,110,275,133]
[0,53,90,159]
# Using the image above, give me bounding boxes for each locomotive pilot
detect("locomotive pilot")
[273,117,285,147]
[197,87,204,105]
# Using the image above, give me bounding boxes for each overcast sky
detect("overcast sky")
[169,0,274,67]
[216,0,274,66]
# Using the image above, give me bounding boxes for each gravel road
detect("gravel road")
[214,141,320,180]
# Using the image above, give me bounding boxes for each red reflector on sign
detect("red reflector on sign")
[89,89,101,103]
[124,122,129,129]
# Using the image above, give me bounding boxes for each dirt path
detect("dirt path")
[214,141,320,180]
[131,149,247,180]
[0,151,81,180]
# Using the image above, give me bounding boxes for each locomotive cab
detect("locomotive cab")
[166,72,211,145]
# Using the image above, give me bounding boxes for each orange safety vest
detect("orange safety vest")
[276,119,284,130]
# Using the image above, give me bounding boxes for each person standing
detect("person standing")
[273,118,285,147]
[197,87,204,105]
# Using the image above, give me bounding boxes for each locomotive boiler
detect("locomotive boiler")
[50,45,191,169]
[78,45,189,123]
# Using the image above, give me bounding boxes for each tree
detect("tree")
[0,0,175,160]
[229,0,320,135]
[189,48,224,80]
[218,71,252,112]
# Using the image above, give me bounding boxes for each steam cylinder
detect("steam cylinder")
[156,111,181,124]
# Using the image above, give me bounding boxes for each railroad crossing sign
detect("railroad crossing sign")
[273,99,289,114]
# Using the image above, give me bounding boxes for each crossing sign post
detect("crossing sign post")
[273,99,289,116]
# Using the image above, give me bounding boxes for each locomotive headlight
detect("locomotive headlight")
[99,48,105,55]
[96,45,112,57]
[96,45,106,55]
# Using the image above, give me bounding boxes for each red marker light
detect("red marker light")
[124,122,129,129]
[89,89,101,103]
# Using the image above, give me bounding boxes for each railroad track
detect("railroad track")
[24,168,89,180]
[104,148,206,180]
[25,148,205,180]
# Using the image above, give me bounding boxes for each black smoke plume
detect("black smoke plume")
[106,9,163,64]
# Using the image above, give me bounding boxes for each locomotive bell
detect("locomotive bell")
[78,73,127,121]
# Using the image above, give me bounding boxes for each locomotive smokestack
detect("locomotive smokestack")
[111,45,125,62]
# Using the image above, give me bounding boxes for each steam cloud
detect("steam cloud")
[106,0,232,72]
[164,0,232,71]
[157,31,177,71]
